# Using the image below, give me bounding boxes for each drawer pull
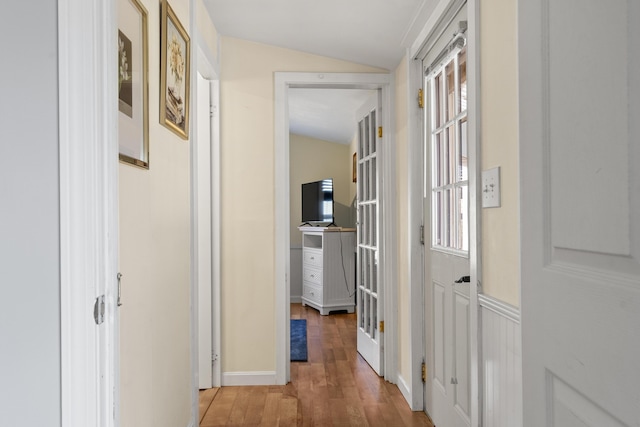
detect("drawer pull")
[310,256,315,260]
[310,274,315,278]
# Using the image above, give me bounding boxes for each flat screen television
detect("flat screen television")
[301,179,334,224]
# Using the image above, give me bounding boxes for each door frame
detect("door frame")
[406,0,481,422]
[274,72,396,384]
[189,23,222,425]
[59,0,118,425]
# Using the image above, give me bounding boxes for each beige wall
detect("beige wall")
[289,134,352,246]
[118,0,210,425]
[220,36,384,373]
[394,55,412,382]
[480,0,520,307]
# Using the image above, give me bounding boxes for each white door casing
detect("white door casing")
[356,93,384,375]
[59,0,119,425]
[519,0,640,426]
[197,73,213,389]
[274,72,395,384]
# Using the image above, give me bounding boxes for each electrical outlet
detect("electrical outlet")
[482,167,501,208]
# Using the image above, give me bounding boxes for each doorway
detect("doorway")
[275,72,396,384]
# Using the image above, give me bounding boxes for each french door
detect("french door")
[423,4,472,426]
[356,92,383,375]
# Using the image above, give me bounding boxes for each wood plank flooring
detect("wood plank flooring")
[199,303,434,426]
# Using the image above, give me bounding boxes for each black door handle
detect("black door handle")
[454,275,470,283]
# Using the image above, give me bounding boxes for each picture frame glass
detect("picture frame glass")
[118,0,149,168]
[160,2,190,139]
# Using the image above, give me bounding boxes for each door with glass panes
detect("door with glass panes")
[356,92,383,375]
[423,7,472,427]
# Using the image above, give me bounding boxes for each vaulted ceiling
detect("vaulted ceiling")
[203,0,436,143]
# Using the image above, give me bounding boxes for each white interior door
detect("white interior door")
[196,72,213,389]
[423,6,472,426]
[356,92,383,375]
[519,1,640,426]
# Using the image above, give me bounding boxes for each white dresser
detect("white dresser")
[299,227,356,315]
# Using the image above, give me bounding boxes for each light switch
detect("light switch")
[482,167,501,208]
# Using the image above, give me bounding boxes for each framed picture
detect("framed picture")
[160,1,190,139]
[118,0,149,169]
[353,152,357,183]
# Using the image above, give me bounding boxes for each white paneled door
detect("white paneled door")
[423,5,472,426]
[519,1,640,426]
[356,93,383,375]
[197,73,213,389]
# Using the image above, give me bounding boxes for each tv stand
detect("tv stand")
[298,226,356,315]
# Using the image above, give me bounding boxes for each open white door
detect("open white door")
[356,92,384,375]
[519,1,640,426]
[196,72,213,389]
[422,4,473,426]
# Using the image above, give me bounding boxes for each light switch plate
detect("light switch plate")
[482,167,501,208]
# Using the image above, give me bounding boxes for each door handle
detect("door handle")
[117,272,123,307]
[454,275,470,283]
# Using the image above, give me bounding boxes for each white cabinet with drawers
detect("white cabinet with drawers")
[299,227,356,315]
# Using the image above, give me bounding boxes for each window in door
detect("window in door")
[428,46,468,252]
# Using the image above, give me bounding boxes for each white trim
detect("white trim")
[275,72,395,385]
[397,374,413,407]
[466,1,482,426]
[189,4,198,427]
[382,75,398,382]
[410,0,467,61]
[407,49,426,411]
[222,371,278,386]
[190,8,222,427]
[210,78,222,389]
[59,0,118,426]
[478,294,520,323]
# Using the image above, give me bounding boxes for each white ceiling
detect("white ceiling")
[288,88,376,144]
[203,0,436,144]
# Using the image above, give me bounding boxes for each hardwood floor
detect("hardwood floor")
[199,303,434,426]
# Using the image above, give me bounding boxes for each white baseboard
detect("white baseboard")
[222,371,277,386]
[291,296,302,303]
[397,374,416,410]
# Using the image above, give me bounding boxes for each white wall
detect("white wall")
[480,0,520,307]
[118,0,212,425]
[220,37,385,376]
[0,3,61,425]
[394,55,412,385]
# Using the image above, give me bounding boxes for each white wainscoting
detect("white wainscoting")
[480,294,522,427]
[290,246,302,303]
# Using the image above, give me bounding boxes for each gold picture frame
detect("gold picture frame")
[118,0,149,168]
[160,1,190,139]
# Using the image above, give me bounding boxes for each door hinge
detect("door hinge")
[378,126,383,138]
[421,362,427,383]
[94,295,105,325]
[420,225,425,245]
[379,320,384,333]
[418,88,424,109]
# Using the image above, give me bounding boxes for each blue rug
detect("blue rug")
[290,319,308,361]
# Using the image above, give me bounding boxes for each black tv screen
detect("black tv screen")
[301,179,334,223]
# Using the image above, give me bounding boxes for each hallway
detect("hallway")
[199,303,433,426]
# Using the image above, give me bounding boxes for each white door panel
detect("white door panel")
[196,73,213,389]
[519,0,640,426]
[423,4,472,424]
[356,92,383,375]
